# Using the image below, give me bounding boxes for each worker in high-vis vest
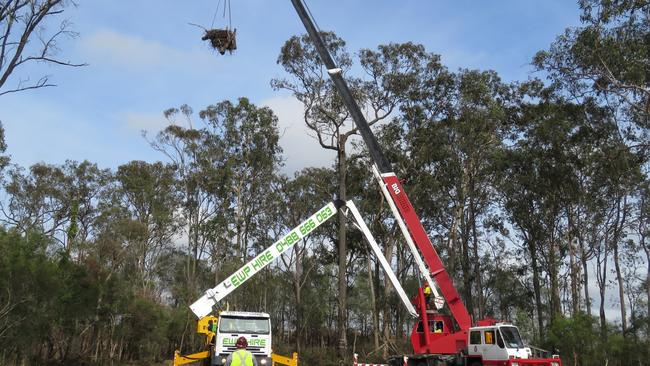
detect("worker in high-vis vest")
[423,284,432,309]
[225,336,259,366]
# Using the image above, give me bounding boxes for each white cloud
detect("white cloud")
[123,111,170,134]
[80,29,213,71]
[262,95,336,176]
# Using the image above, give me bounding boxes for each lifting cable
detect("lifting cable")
[210,0,233,30]
[301,0,322,34]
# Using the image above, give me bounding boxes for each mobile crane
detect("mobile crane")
[288,1,563,365]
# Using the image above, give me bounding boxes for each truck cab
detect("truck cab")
[466,322,561,366]
[467,323,530,362]
[212,311,272,366]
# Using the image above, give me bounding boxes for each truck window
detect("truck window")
[496,328,504,348]
[433,321,444,333]
[499,326,524,348]
[469,330,481,344]
[416,320,441,333]
[219,316,270,335]
[484,330,495,345]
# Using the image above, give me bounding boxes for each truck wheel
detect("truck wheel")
[469,361,482,366]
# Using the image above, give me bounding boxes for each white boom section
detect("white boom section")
[191,202,337,318]
[372,165,444,310]
[191,200,417,319]
[343,201,417,317]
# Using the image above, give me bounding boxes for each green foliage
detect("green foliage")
[548,313,649,366]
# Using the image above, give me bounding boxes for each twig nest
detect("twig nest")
[202,28,237,55]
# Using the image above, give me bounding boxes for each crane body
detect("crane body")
[289,1,563,365]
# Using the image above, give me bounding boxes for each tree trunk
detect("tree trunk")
[647,252,650,351]
[612,195,628,335]
[461,208,473,320]
[613,242,627,335]
[382,237,396,360]
[569,239,580,316]
[566,209,580,316]
[596,242,609,336]
[578,235,591,316]
[337,137,348,358]
[548,235,562,321]
[471,197,484,320]
[529,239,544,338]
[293,240,304,354]
[366,251,380,350]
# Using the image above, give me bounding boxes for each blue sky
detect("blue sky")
[0,1,582,174]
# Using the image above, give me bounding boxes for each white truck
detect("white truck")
[211,311,272,366]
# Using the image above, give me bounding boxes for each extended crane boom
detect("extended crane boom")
[191,200,417,319]
[289,0,472,347]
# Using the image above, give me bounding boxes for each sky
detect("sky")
[0,0,583,175]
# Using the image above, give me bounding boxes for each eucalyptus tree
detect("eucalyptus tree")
[147,104,227,301]
[273,33,438,354]
[198,98,283,265]
[495,92,583,336]
[113,161,181,297]
[266,168,335,353]
[534,0,650,142]
[364,67,516,323]
[1,160,109,256]
[148,99,282,305]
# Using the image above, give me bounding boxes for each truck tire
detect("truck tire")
[203,350,212,366]
[469,361,482,366]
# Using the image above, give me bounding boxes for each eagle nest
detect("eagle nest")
[202,29,237,55]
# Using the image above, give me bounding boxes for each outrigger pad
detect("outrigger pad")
[202,28,237,55]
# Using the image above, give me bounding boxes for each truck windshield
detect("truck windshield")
[219,316,270,335]
[499,326,524,348]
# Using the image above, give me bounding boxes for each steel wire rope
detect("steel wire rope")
[210,0,232,30]
[301,0,323,34]
[210,0,222,28]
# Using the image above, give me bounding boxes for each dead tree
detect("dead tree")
[0,0,85,96]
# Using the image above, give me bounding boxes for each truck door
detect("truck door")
[481,328,508,361]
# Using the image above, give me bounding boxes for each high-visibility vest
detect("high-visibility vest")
[231,349,254,366]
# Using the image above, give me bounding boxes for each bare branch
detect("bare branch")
[0,74,54,96]
[0,0,83,96]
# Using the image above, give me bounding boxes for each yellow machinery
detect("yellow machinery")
[173,315,217,365]
[173,315,298,366]
[271,352,299,366]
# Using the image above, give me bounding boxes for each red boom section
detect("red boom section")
[381,173,472,331]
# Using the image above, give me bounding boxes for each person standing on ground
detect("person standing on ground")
[225,336,258,366]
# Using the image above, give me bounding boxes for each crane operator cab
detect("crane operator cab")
[467,322,541,364]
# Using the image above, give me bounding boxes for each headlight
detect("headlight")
[221,358,227,364]
[511,363,519,366]
[551,363,559,366]
[260,359,267,365]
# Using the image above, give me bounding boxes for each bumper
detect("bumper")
[213,354,272,365]
[508,358,562,366]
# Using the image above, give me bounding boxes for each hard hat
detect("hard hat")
[236,336,248,348]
